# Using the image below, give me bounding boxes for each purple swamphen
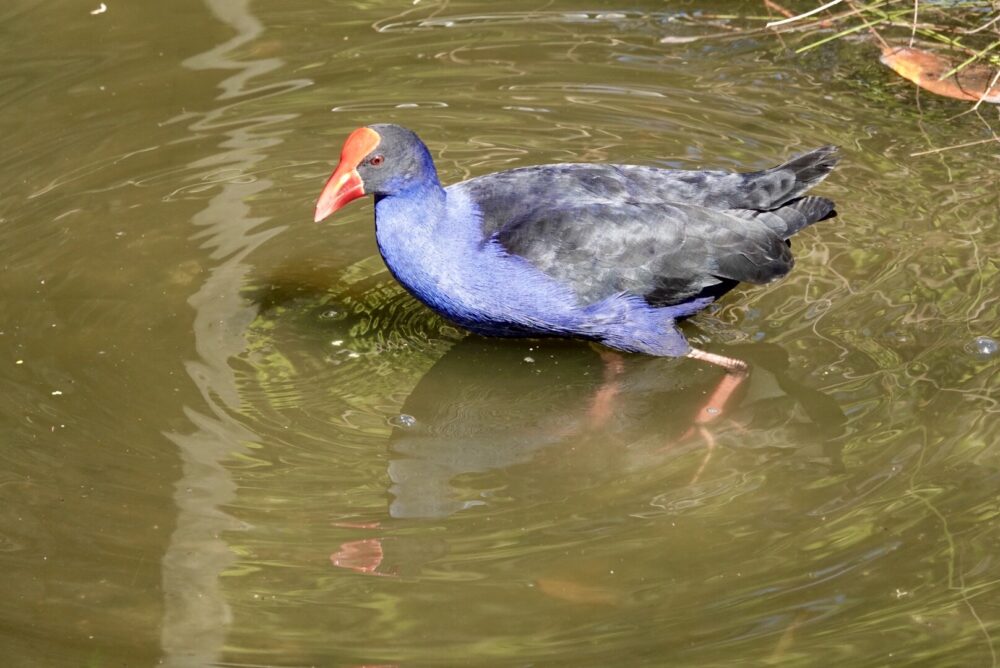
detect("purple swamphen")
[314,124,839,422]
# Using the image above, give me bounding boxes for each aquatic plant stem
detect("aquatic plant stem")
[795,13,905,53]
[939,38,1000,81]
[970,68,1000,111]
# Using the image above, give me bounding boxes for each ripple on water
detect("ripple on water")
[374,10,655,33]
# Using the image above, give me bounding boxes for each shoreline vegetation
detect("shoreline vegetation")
[667,0,1000,155]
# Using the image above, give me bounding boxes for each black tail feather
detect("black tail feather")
[777,145,840,195]
[741,145,840,210]
[740,195,837,239]
[782,195,836,236]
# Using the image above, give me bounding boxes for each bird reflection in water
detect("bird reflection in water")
[331,336,844,577]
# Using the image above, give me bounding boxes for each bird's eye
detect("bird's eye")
[369,154,385,167]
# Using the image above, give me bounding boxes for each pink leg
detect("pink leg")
[686,347,749,424]
[680,348,750,481]
[586,349,626,429]
[691,373,746,425]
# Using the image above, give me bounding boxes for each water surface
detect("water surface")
[1,0,999,665]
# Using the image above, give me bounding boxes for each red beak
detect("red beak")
[314,127,382,223]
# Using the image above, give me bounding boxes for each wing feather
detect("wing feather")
[491,201,793,306]
[451,147,838,307]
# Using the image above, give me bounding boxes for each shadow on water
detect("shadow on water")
[384,337,847,522]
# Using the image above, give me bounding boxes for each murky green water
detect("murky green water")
[2,0,999,665]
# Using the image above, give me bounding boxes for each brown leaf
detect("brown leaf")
[880,46,1000,104]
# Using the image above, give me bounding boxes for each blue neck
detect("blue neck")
[374,180,447,226]
[375,182,457,264]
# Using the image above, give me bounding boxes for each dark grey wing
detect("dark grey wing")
[491,201,796,306]
[457,145,839,239]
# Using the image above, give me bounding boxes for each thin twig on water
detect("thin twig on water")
[763,0,796,19]
[909,137,1000,157]
[765,0,843,28]
[970,68,1000,111]
[963,14,1000,36]
[845,0,892,51]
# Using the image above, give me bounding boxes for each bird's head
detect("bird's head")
[314,123,438,222]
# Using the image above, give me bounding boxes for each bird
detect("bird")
[314,124,839,379]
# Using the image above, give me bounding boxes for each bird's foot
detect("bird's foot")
[686,347,749,375]
[676,348,750,481]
